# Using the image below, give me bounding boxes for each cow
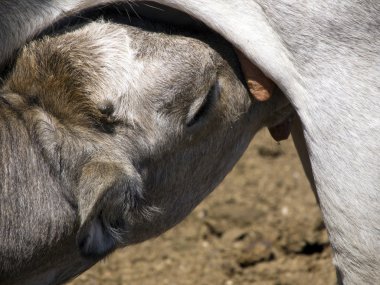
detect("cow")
[0,1,379,284]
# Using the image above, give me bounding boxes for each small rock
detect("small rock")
[222,228,248,243]
[237,239,274,268]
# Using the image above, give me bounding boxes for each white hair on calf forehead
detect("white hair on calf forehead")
[60,21,145,103]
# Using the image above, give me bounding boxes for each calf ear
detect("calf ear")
[76,161,144,259]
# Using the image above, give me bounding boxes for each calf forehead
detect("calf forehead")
[11,21,216,104]
[106,23,222,109]
[129,29,218,85]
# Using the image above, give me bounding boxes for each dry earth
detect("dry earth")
[69,129,336,285]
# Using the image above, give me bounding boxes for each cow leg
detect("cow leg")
[291,115,316,193]
[292,111,380,284]
[291,115,346,283]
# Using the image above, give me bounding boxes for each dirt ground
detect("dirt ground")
[69,130,336,285]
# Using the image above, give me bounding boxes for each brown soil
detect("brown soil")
[69,130,336,285]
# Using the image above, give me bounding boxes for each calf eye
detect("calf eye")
[186,82,219,127]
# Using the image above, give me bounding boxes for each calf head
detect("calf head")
[3,20,290,260]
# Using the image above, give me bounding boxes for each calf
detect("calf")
[0,20,290,284]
